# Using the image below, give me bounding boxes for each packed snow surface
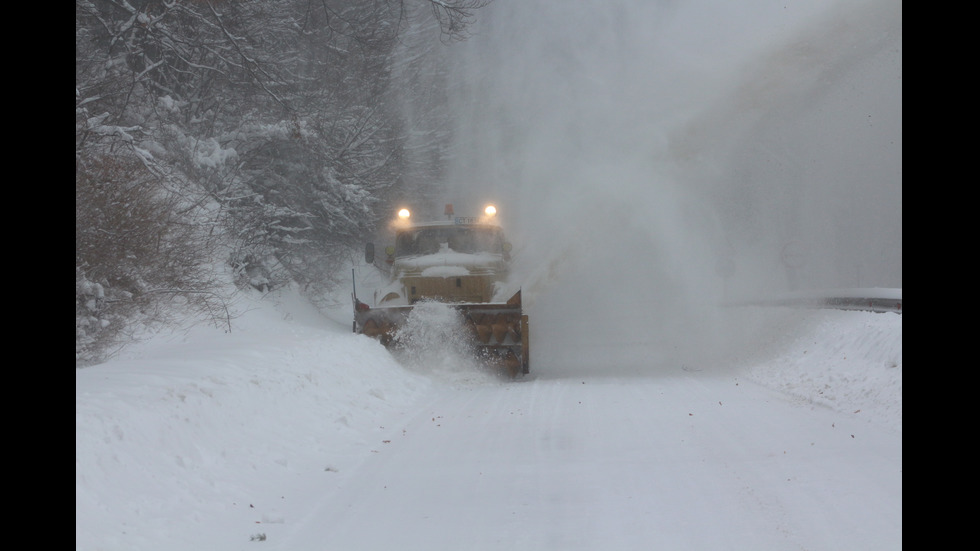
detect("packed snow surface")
[76,288,901,551]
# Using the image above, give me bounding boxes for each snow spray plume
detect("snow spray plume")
[430,0,900,376]
[391,301,498,383]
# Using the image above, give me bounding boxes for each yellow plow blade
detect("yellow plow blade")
[354,290,529,376]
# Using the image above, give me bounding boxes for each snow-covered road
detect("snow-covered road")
[76,290,902,551]
[265,372,900,551]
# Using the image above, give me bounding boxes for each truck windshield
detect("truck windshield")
[394,226,504,257]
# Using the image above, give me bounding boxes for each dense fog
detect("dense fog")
[429,0,900,369]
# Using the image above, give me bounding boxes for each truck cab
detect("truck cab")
[372,220,512,306]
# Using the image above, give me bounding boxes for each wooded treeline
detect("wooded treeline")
[76,0,489,364]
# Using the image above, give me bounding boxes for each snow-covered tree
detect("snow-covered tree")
[76,0,490,363]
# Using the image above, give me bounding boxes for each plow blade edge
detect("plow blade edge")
[354,290,529,376]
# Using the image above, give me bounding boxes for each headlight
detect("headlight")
[484,205,497,217]
[397,208,411,220]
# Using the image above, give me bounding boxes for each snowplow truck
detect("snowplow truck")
[353,204,529,376]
